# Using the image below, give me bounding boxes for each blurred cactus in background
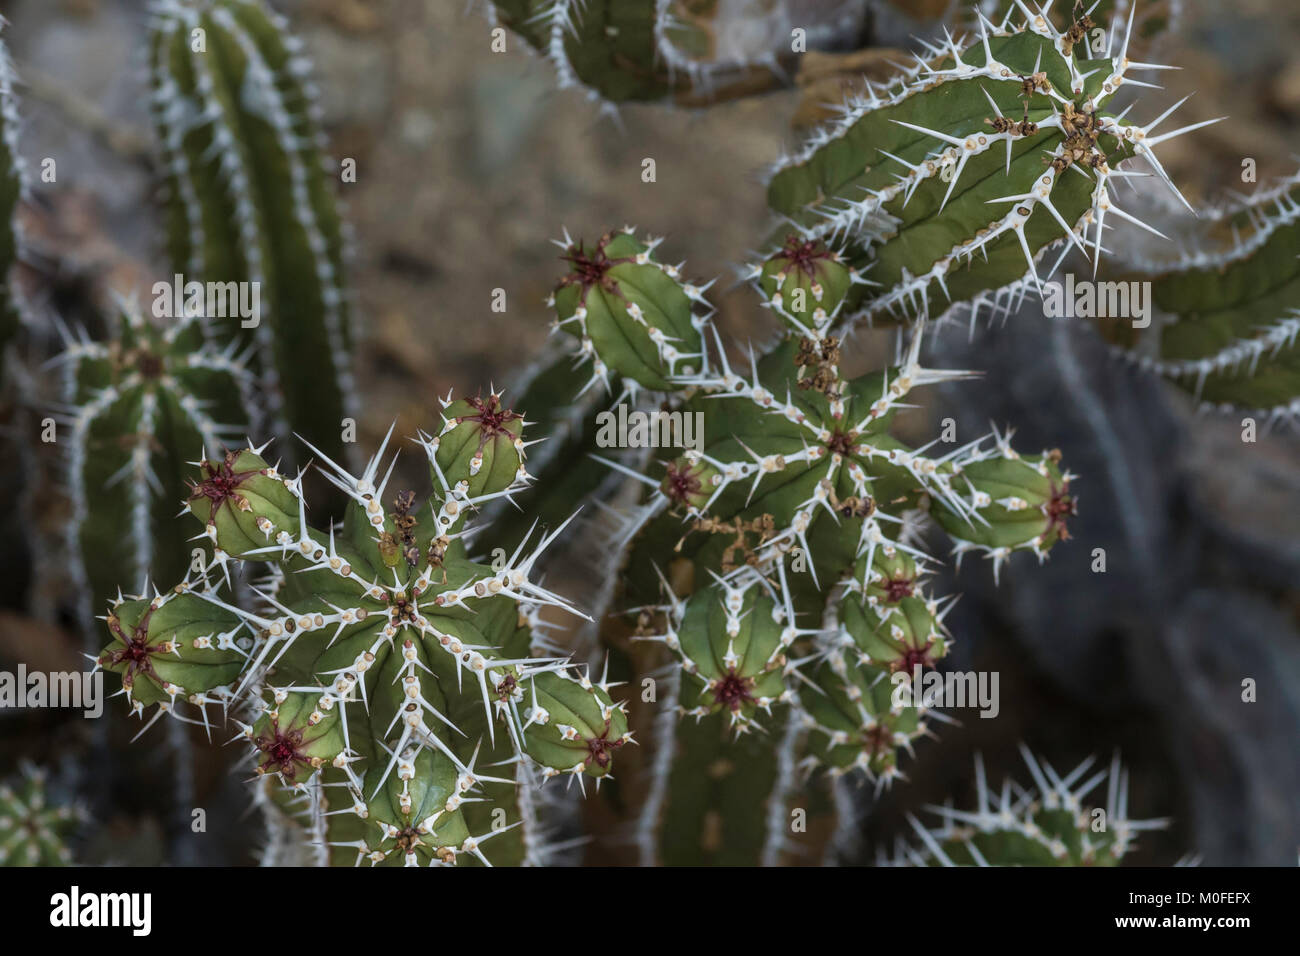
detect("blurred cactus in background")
[480,0,873,109]
[0,19,26,366]
[0,763,82,866]
[53,301,252,633]
[889,749,1169,866]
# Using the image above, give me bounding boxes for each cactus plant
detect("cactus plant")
[1102,167,1300,424]
[148,0,355,466]
[765,1,1218,330]
[888,748,1171,866]
[7,0,1258,869]
[0,762,82,866]
[53,300,252,633]
[481,0,807,109]
[543,223,1076,861]
[956,0,1180,57]
[0,20,37,615]
[94,415,632,865]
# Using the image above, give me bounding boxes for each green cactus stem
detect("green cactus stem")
[0,19,26,363]
[549,227,711,398]
[894,747,1172,865]
[635,667,825,866]
[148,0,356,465]
[54,299,252,635]
[483,0,792,110]
[765,2,1218,331]
[1105,167,1300,424]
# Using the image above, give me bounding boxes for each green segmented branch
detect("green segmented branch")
[1107,168,1300,424]
[548,227,712,399]
[891,748,1173,865]
[482,0,790,110]
[54,300,253,636]
[636,669,821,866]
[765,1,1217,331]
[95,407,632,865]
[148,0,356,464]
[0,762,84,866]
[470,341,618,563]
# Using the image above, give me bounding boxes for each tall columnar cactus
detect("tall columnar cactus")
[546,226,1076,861]
[147,0,355,465]
[890,749,1172,866]
[1104,167,1300,424]
[0,763,82,866]
[95,411,631,865]
[765,2,1217,330]
[54,300,252,633]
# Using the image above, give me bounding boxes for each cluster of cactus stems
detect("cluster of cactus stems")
[0,763,82,866]
[94,415,633,865]
[765,2,1222,333]
[46,0,357,624]
[539,219,1077,862]
[884,749,1170,866]
[10,0,1295,866]
[0,0,360,866]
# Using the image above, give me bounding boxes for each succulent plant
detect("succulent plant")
[95,415,632,865]
[0,19,26,364]
[1103,167,1300,424]
[10,0,1250,869]
[53,300,252,632]
[765,1,1219,330]
[148,0,356,466]
[542,223,1077,861]
[0,762,82,866]
[889,748,1170,866]
[481,0,811,109]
